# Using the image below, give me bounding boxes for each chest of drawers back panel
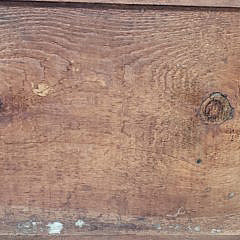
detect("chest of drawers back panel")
[0,1,240,239]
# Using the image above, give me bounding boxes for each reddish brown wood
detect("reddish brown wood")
[0,1,240,239]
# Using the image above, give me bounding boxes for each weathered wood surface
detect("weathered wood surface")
[14,0,240,8]
[2,236,240,240]
[0,2,240,239]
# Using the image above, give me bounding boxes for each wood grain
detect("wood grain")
[0,2,240,238]
[12,0,240,8]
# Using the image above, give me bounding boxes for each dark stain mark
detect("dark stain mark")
[85,219,145,232]
[196,159,202,164]
[71,215,160,232]
[0,98,3,110]
[136,217,146,221]
[199,92,234,124]
[205,187,211,192]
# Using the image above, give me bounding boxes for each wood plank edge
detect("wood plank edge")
[4,0,240,8]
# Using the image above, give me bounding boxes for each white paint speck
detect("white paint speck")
[194,226,201,232]
[166,207,185,218]
[187,225,192,231]
[75,219,85,228]
[211,228,222,234]
[32,222,37,226]
[17,222,30,230]
[32,83,53,97]
[47,222,63,235]
[174,224,180,230]
[228,192,235,199]
[153,224,161,230]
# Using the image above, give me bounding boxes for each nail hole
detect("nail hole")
[196,159,202,164]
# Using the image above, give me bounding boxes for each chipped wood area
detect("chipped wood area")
[0,1,240,239]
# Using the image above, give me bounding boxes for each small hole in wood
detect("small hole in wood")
[196,159,202,164]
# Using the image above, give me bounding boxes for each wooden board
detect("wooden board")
[12,0,240,8]
[0,1,240,239]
